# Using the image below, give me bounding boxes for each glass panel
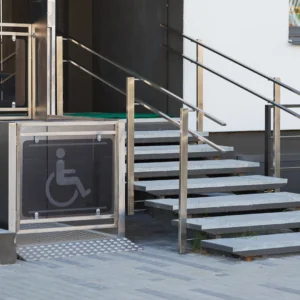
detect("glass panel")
[21,137,115,219]
[0,36,27,108]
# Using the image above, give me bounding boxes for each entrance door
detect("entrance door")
[56,0,183,117]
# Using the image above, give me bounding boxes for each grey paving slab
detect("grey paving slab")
[145,192,300,214]
[134,175,288,196]
[172,211,300,234]
[129,130,208,144]
[132,144,234,160]
[134,159,259,178]
[202,232,300,257]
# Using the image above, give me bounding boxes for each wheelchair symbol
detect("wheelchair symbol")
[45,148,91,208]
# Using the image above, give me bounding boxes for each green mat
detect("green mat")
[65,112,160,119]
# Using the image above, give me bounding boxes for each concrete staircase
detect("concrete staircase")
[131,118,300,260]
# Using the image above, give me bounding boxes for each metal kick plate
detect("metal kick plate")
[17,237,142,261]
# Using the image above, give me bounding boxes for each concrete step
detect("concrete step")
[134,160,259,178]
[134,175,287,196]
[145,192,300,214]
[127,130,209,144]
[172,211,300,235]
[134,118,180,131]
[132,144,234,160]
[201,232,300,258]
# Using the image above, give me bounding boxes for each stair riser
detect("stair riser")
[146,202,300,214]
[139,183,286,196]
[187,223,300,235]
[134,167,259,178]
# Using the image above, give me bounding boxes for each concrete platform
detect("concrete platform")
[145,192,300,214]
[201,232,300,257]
[134,159,259,178]
[134,175,288,196]
[132,144,234,160]
[172,211,300,234]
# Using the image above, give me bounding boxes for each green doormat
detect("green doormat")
[65,112,160,119]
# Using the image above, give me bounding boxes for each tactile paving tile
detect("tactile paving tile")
[17,237,142,261]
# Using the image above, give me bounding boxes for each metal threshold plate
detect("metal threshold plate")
[17,224,142,261]
[17,237,142,262]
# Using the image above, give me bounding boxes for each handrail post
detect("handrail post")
[264,105,272,176]
[56,36,64,116]
[127,77,135,215]
[273,77,281,182]
[197,40,204,133]
[179,108,189,254]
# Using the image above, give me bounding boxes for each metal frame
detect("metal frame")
[8,120,126,236]
[179,108,189,254]
[0,23,33,119]
[265,103,300,178]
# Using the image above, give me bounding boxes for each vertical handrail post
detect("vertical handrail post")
[196,40,204,133]
[127,77,135,215]
[264,105,272,176]
[179,108,189,254]
[273,78,281,182]
[56,36,64,116]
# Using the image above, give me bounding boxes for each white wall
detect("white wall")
[184,0,300,132]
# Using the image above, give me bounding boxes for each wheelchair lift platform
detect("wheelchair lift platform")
[0,119,133,261]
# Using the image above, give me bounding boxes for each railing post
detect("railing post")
[56,36,64,116]
[196,40,204,132]
[179,108,189,254]
[273,77,281,181]
[127,77,135,215]
[264,105,272,176]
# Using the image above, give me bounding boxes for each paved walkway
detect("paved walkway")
[1,214,300,299]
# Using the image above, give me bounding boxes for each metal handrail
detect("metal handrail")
[63,37,226,127]
[0,52,16,65]
[0,73,15,84]
[161,24,300,97]
[162,44,300,120]
[65,59,224,152]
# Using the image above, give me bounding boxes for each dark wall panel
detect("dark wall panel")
[92,0,172,114]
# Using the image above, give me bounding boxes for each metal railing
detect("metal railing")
[161,24,300,253]
[57,37,227,218]
[265,104,300,178]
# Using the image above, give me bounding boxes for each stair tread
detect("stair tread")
[134,175,287,196]
[172,211,300,234]
[201,232,300,257]
[132,144,234,160]
[133,130,208,138]
[133,118,180,124]
[145,192,300,213]
[134,159,259,177]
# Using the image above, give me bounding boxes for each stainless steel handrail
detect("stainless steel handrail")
[0,52,16,64]
[65,59,224,152]
[0,73,15,84]
[162,45,300,120]
[63,37,226,127]
[161,24,300,97]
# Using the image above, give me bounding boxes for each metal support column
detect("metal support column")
[273,77,281,181]
[196,40,204,132]
[126,77,135,215]
[56,36,63,115]
[264,105,272,176]
[179,108,189,254]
